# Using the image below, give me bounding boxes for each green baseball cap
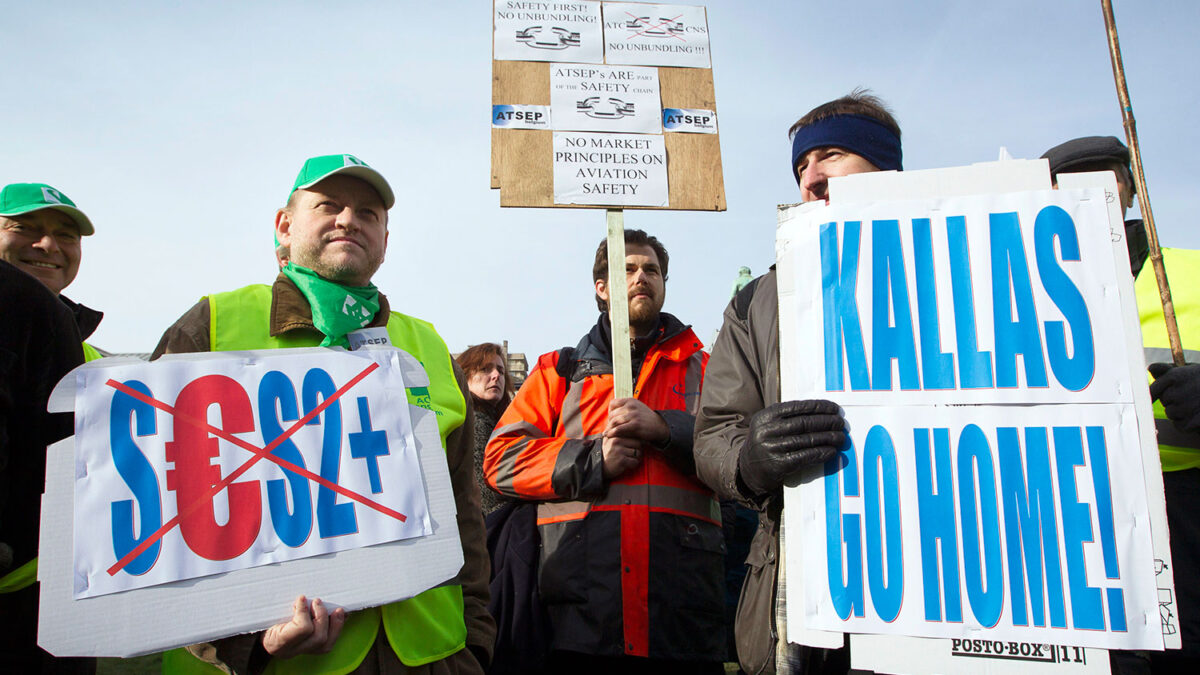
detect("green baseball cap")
[290,154,395,209]
[0,183,94,236]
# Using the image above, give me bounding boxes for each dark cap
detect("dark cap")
[1041,135,1130,177]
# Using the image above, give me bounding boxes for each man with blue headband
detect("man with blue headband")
[788,91,903,203]
[695,92,902,674]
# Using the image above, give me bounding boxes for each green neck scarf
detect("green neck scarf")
[282,263,381,348]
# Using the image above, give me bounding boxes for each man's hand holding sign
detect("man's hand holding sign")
[737,400,846,499]
[262,595,345,658]
[1148,363,1200,433]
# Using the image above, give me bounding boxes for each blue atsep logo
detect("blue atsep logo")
[492,104,548,127]
[663,108,716,132]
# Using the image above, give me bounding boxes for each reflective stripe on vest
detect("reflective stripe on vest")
[165,284,468,673]
[82,341,103,362]
[1135,248,1200,471]
[536,483,721,526]
[0,557,37,594]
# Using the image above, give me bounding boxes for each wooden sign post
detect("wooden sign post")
[1100,0,1185,365]
[606,208,633,396]
[490,1,725,395]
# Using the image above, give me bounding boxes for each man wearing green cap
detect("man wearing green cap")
[152,154,494,674]
[0,183,101,673]
[0,183,105,361]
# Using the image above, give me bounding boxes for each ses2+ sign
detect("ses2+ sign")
[71,349,429,599]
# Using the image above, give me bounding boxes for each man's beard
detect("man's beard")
[628,287,661,334]
[294,244,380,286]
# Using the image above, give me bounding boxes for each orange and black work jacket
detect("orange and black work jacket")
[484,314,726,661]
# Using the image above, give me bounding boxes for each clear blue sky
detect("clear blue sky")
[5,1,1197,359]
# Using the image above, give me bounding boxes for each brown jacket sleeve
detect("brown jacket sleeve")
[448,362,496,662]
[151,298,210,359]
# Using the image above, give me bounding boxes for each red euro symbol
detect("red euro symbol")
[104,361,402,577]
[165,375,262,560]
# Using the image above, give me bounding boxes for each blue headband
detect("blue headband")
[790,113,903,187]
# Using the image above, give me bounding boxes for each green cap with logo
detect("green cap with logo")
[290,154,395,209]
[0,183,95,236]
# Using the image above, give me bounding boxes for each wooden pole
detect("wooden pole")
[606,209,634,398]
[1101,0,1185,365]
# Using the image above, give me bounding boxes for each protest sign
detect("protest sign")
[777,175,1167,652]
[553,131,667,206]
[490,0,724,210]
[71,347,427,598]
[550,64,661,133]
[39,348,464,657]
[493,0,603,63]
[601,2,711,67]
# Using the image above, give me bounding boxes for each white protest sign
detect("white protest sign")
[601,2,711,67]
[552,131,667,206]
[493,0,603,63]
[39,348,464,657]
[71,348,428,598]
[780,188,1163,650]
[550,63,661,133]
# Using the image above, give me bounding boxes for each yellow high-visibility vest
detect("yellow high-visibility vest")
[1135,248,1200,472]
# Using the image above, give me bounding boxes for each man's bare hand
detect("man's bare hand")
[605,398,669,445]
[602,435,643,479]
[262,595,346,659]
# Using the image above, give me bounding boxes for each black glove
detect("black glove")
[737,399,846,498]
[1148,362,1200,433]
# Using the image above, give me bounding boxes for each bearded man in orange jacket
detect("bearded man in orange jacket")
[484,229,725,674]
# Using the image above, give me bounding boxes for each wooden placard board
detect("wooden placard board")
[490,46,726,211]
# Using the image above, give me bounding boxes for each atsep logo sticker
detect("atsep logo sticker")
[492,104,551,129]
[71,349,430,599]
[663,108,717,134]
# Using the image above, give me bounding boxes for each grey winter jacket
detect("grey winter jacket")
[694,270,783,674]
